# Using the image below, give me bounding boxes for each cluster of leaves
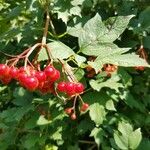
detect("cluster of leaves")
[0,0,150,149]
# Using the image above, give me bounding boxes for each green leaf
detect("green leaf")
[114,131,128,150]
[120,91,145,112]
[0,86,7,93]
[90,75,123,92]
[37,115,52,125]
[78,13,133,56]
[105,15,134,42]
[74,54,86,66]
[106,100,116,111]
[89,103,106,126]
[143,36,150,49]
[48,41,74,59]
[23,133,40,149]
[38,41,74,61]
[137,138,150,150]
[79,13,108,49]
[13,87,33,106]
[74,68,85,81]
[90,127,104,147]
[129,128,142,149]
[114,122,142,150]
[77,119,94,135]
[50,127,62,141]
[45,145,58,150]
[138,7,150,29]
[89,52,149,73]
[24,114,39,129]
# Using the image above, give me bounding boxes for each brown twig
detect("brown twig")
[42,8,50,45]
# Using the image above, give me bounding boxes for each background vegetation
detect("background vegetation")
[0,0,150,149]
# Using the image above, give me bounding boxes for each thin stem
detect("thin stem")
[44,44,53,63]
[42,8,50,45]
[24,43,42,69]
[49,12,56,35]
[72,95,77,114]
[58,59,78,83]
[78,95,84,104]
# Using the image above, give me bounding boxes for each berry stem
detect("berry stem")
[78,95,84,104]
[58,59,78,83]
[42,8,50,45]
[24,43,42,69]
[72,95,77,112]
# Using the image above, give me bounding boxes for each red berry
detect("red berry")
[65,82,75,93]
[24,76,39,91]
[35,71,46,82]
[30,69,37,76]
[71,113,76,120]
[57,82,66,92]
[44,66,56,78]
[0,76,12,84]
[80,103,89,112]
[75,83,84,93]
[0,64,10,77]
[10,67,19,79]
[65,108,72,115]
[50,70,60,82]
[18,72,28,86]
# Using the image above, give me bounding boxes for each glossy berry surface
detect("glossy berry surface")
[75,83,84,93]
[65,82,75,93]
[0,64,9,77]
[50,70,60,82]
[71,113,76,120]
[44,66,56,77]
[35,71,46,82]
[57,82,66,92]
[10,67,19,79]
[80,103,89,112]
[65,108,72,115]
[24,76,39,91]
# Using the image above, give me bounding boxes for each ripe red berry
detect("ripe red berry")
[50,70,60,82]
[71,113,76,120]
[65,108,72,115]
[65,82,75,93]
[24,76,39,91]
[57,82,66,92]
[0,64,10,77]
[35,71,46,82]
[75,83,84,93]
[30,69,37,76]
[80,103,89,112]
[0,76,12,84]
[10,67,19,79]
[44,65,56,77]
[18,72,28,86]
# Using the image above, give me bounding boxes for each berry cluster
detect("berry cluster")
[0,42,89,120]
[57,82,84,96]
[65,102,89,120]
[57,81,88,120]
[0,64,60,94]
